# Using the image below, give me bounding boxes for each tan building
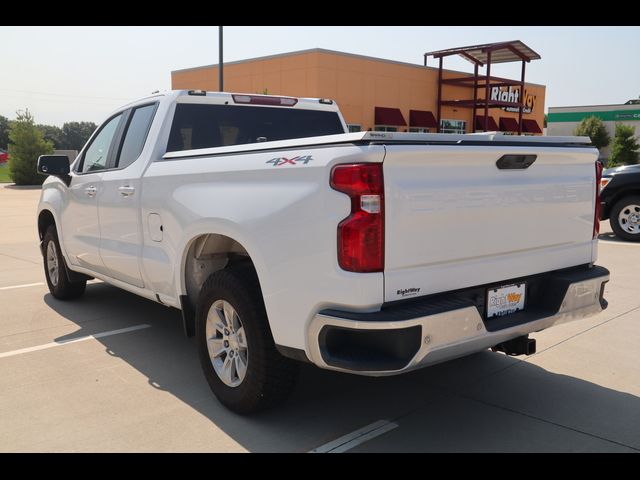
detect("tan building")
[172,48,545,135]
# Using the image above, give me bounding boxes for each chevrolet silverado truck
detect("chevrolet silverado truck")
[36,90,610,414]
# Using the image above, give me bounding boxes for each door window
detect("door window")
[80,114,123,173]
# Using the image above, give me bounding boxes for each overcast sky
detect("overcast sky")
[1,26,639,126]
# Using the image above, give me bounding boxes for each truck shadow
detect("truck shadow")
[599,231,636,244]
[45,282,640,452]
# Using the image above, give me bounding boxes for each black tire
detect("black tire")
[609,195,640,242]
[42,226,87,300]
[195,263,299,414]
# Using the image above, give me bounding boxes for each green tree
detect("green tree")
[609,123,639,166]
[37,124,64,149]
[0,115,10,149]
[8,110,53,185]
[61,121,97,151]
[574,116,610,151]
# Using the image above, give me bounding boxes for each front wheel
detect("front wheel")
[609,195,640,242]
[42,226,86,299]
[195,264,299,414]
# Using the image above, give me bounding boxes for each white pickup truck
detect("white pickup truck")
[37,90,609,413]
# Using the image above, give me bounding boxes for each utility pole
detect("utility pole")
[218,26,224,92]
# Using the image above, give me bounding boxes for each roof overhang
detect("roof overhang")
[425,40,541,66]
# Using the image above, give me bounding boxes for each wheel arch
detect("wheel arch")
[603,187,640,220]
[37,209,57,241]
[178,231,267,337]
[180,232,265,311]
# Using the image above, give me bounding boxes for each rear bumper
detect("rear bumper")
[307,265,609,376]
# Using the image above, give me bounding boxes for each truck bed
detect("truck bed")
[163,130,598,304]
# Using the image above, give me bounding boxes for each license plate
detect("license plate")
[487,283,526,318]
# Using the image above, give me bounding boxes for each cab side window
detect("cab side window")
[80,114,123,173]
[116,104,157,169]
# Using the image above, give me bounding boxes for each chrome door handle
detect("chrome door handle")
[85,185,97,197]
[118,185,135,197]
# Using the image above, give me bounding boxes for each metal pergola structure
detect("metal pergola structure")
[424,41,541,134]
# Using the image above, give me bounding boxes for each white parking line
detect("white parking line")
[0,279,104,291]
[0,324,152,359]
[309,420,398,453]
[0,282,44,291]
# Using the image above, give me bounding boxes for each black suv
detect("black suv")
[600,164,640,241]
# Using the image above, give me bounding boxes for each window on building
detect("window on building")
[347,124,361,133]
[374,126,398,132]
[409,127,429,133]
[440,119,466,134]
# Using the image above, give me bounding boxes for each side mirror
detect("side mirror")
[37,155,71,176]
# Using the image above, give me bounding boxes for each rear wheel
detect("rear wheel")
[195,263,299,414]
[42,226,87,299]
[609,195,640,242]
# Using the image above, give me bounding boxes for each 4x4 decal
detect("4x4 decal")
[266,155,313,167]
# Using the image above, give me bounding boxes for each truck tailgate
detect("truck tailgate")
[383,145,598,302]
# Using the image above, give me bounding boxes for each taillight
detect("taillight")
[594,160,603,239]
[330,164,384,272]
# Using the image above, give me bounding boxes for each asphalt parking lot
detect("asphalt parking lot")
[1,183,639,452]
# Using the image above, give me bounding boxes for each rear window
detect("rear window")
[166,103,344,152]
